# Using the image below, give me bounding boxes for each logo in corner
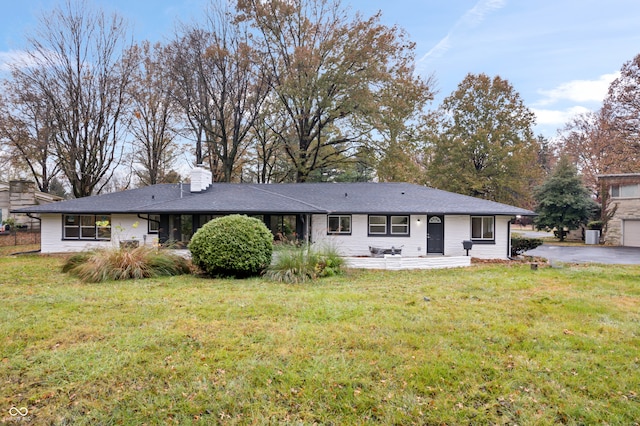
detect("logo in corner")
[9,407,28,417]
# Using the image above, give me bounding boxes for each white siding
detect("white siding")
[443,215,469,256]
[312,214,511,259]
[40,213,157,253]
[40,211,512,259]
[444,215,510,259]
[312,214,428,257]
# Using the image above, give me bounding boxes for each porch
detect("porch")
[174,250,471,270]
[343,254,471,270]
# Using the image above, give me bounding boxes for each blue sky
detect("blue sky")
[1,0,639,139]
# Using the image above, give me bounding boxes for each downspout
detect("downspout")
[26,213,42,251]
[26,213,41,224]
[137,213,161,246]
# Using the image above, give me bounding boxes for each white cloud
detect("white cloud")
[466,0,508,26]
[420,0,507,62]
[532,105,591,126]
[536,73,619,106]
[421,35,451,62]
[0,50,33,71]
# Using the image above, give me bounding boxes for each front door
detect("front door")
[427,215,444,254]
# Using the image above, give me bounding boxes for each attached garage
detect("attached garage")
[623,220,640,247]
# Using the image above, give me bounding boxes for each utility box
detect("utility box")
[585,230,600,245]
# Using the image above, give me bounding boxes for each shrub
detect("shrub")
[265,244,345,283]
[62,246,191,283]
[510,236,543,257]
[188,214,273,278]
[587,220,603,230]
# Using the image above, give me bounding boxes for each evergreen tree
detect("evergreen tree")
[534,156,598,241]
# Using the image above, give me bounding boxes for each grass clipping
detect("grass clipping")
[62,246,191,283]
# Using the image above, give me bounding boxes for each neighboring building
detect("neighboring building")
[1,180,62,230]
[598,173,640,247]
[14,168,534,263]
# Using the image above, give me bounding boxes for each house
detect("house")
[1,180,62,230]
[598,173,640,247]
[13,167,534,267]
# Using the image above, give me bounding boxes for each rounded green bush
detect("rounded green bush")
[188,214,273,277]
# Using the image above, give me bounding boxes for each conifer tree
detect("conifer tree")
[534,156,598,241]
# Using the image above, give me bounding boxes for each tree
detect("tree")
[559,110,637,197]
[534,156,598,241]
[0,81,61,193]
[536,134,557,177]
[126,41,183,186]
[427,73,541,207]
[11,0,135,198]
[169,2,270,182]
[238,0,429,182]
[248,104,297,183]
[603,53,640,158]
[359,52,435,183]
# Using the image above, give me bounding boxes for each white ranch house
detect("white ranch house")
[14,168,534,269]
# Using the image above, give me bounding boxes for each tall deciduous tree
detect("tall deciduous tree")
[603,53,640,156]
[238,0,427,182]
[248,103,295,183]
[534,156,598,241]
[364,65,435,183]
[12,0,135,198]
[126,41,182,186]
[428,73,541,207]
[559,110,635,197]
[0,79,61,193]
[169,2,270,182]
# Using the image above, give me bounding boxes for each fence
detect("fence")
[0,230,40,247]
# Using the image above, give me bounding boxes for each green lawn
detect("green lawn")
[1,255,639,424]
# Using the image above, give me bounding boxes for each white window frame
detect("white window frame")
[611,184,640,198]
[368,215,387,235]
[327,215,351,235]
[63,215,111,240]
[148,214,161,234]
[390,215,409,235]
[368,215,410,236]
[471,216,495,241]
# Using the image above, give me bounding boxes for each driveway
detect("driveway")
[525,244,640,265]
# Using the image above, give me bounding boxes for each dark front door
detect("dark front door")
[427,215,444,254]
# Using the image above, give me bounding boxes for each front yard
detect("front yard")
[1,254,639,424]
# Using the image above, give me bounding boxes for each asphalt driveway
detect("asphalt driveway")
[525,244,640,265]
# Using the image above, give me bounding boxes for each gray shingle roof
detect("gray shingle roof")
[13,182,535,216]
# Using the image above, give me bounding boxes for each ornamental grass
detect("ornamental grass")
[61,246,191,283]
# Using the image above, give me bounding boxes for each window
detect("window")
[471,216,494,241]
[327,215,351,235]
[198,214,222,228]
[368,215,387,234]
[390,216,409,235]
[611,184,640,198]
[63,215,111,240]
[368,215,410,236]
[270,215,297,240]
[148,214,161,234]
